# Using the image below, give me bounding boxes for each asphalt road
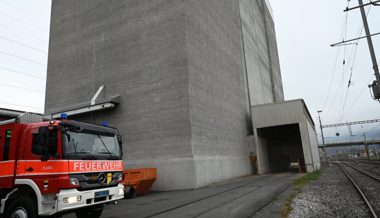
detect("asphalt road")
[64,173,301,218]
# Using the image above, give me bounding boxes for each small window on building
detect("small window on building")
[31,130,58,156]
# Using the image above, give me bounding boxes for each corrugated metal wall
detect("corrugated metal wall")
[252,99,321,174]
[252,99,303,128]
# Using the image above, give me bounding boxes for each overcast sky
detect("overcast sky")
[0,0,379,142]
[0,0,50,112]
[271,0,380,142]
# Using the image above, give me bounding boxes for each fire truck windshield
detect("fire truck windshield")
[62,130,121,160]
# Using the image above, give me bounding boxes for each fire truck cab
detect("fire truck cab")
[0,113,124,218]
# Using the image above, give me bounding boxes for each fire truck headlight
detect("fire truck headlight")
[63,195,82,204]
[118,174,123,182]
[70,177,80,186]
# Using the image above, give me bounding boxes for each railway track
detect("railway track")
[344,160,380,177]
[343,162,380,181]
[358,160,380,166]
[337,162,380,218]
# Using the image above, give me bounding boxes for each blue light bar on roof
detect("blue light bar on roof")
[60,113,68,119]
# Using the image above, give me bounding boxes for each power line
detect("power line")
[0,1,50,24]
[323,2,351,112]
[0,67,45,80]
[0,23,48,42]
[342,75,375,119]
[0,50,46,66]
[0,10,48,33]
[323,47,341,110]
[331,3,373,120]
[325,60,347,116]
[0,101,43,110]
[344,0,380,11]
[0,35,47,54]
[341,3,374,120]
[340,86,351,121]
[338,46,358,121]
[337,0,352,122]
[0,82,44,93]
[339,23,366,120]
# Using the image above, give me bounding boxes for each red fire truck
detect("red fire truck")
[0,113,124,218]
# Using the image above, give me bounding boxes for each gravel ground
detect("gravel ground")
[289,165,371,218]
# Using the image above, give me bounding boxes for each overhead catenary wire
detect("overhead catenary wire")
[0,50,46,66]
[342,75,375,119]
[339,40,360,121]
[328,2,373,121]
[339,27,365,120]
[323,0,352,112]
[0,1,48,114]
[0,0,50,24]
[340,3,373,120]
[0,23,48,42]
[325,56,348,116]
[337,0,353,122]
[0,10,48,33]
[340,86,351,122]
[0,82,44,93]
[0,101,43,110]
[0,67,45,80]
[0,35,47,54]
[323,46,343,111]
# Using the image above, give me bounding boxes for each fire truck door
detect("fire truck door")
[0,126,16,188]
[20,127,61,179]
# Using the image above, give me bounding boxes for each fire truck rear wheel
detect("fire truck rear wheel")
[4,197,37,218]
[75,205,103,218]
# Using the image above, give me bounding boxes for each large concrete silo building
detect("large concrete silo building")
[45,0,289,190]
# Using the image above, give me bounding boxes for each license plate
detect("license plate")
[95,190,109,198]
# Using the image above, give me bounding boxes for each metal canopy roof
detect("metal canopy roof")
[47,95,120,119]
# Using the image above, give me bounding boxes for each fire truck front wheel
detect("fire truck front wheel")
[4,197,37,218]
[74,204,103,218]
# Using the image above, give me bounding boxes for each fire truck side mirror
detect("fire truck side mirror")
[38,126,51,162]
[38,126,50,146]
[117,135,122,145]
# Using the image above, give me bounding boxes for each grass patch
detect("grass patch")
[280,171,321,218]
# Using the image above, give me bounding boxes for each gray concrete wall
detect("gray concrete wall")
[185,0,251,188]
[45,0,284,190]
[264,3,284,102]
[255,132,270,174]
[239,0,284,106]
[46,0,195,190]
